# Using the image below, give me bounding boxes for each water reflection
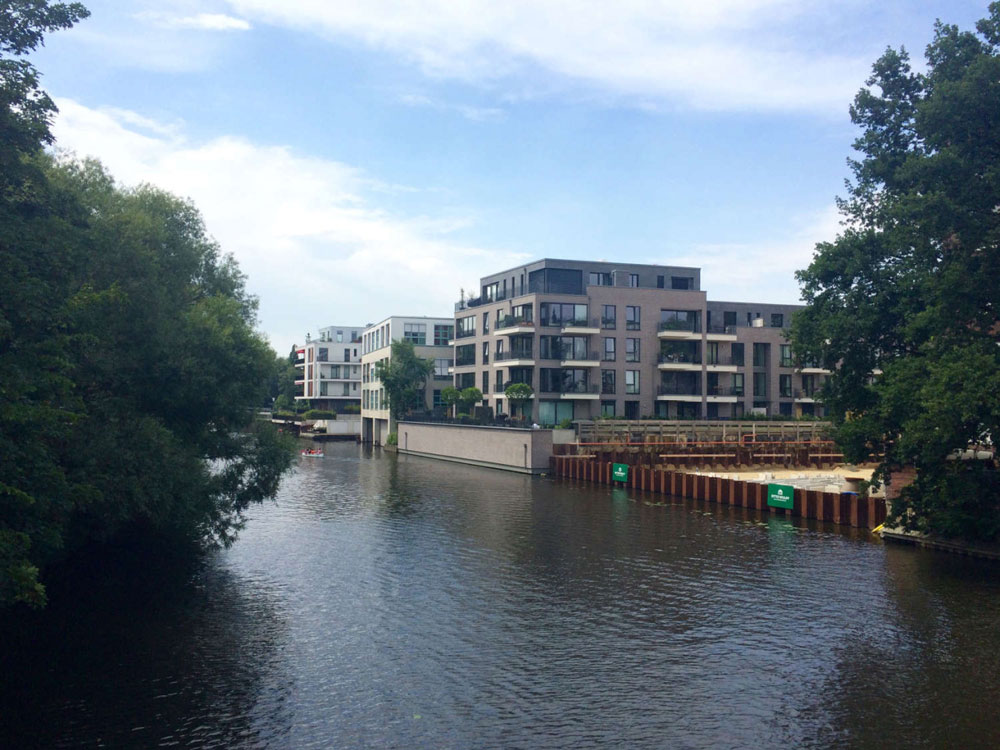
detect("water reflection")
[3,442,999,748]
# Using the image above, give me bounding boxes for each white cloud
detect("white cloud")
[667,205,843,304]
[51,98,526,354]
[397,92,504,122]
[226,0,871,113]
[159,13,251,31]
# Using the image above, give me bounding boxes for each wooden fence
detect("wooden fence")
[549,455,886,530]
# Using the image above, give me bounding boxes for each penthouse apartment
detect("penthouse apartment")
[295,325,364,411]
[361,315,454,445]
[451,259,828,423]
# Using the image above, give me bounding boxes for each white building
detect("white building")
[361,316,454,445]
[295,325,364,412]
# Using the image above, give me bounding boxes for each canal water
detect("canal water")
[3,442,1000,748]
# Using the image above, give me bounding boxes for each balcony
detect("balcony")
[494,350,535,366]
[656,385,702,402]
[455,329,477,340]
[657,352,703,371]
[453,356,477,368]
[657,320,702,340]
[794,389,821,402]
[705,324,738,342]
[797,364,831,374]
[559,382,600,400]
[560,317,601,335]
[704,355,739,372]
[706,386,742,402]
[560,352,601,368]
[496,316,535,335]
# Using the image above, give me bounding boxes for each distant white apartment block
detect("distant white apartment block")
[295,325,364,411]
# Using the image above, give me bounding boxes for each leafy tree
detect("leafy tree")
[372,340,434,421]
[440,386,461,416]
[458,387,483,415]
[504,382,533,419]
[793,4,1000,540]
[0,3,296,608]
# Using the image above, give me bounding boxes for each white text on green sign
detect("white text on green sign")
[612,463,629,481]
[767,483,795,509]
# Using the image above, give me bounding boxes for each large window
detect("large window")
[780,344,793,367]
[753,372,767,397]
[433,358,452,378]
[602,337,616,361]
[588,271,612,286]
[538,400,574,425]
[625,338,640,362]
[732,343,745,366]
[732,373,745,396]
[455,344,475,366]
[601,369,616,394]
[433,324,454,345]
[456,315,476,338]
[723,310,738,327]
[753,343,769,367]
[779,374,792,398]
[659,309,699,332]
[540,302,589,327]
[771,313,784,328]
[601,400,616,417]
[403,322,426,344]
[626,306,640,330]
[528,268,583,295]
[671,276,693,290]
[705,341,719,365]
[602,305,616,329]
[628,273,639,287]
[625,370,640,394]
[540,335,588,360]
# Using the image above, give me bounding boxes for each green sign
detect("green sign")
[612,463,629,482]
[767,483,795,509]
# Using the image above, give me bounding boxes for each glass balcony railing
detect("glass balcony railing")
[657,385,702,396]
[495,350,534,361]
[658,320,700,333]
[658,352,702,364]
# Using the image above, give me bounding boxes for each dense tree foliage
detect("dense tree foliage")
[372,340,434,421]
[0,2,293,608]
[504,383,533,419]
[793,4,1000,540]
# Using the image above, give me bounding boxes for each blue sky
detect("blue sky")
[32,0,990,354]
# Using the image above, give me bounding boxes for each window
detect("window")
[753,343,769,367]
[626,306,640,330]
[625,338,640,362]
[342,383,350,396]
[601,369,616,394]
[588,271,612,286]
[433,358,451,378]
[659,309,699,332]
[723,311,737,328]
[628,273,639,287]
[732,343,745,366]
[771,313,784,328]
[656,275,665,289]
[456,315,476,338]
[540,302,588,327]
[455,344,475,366]
[624,401,639,419]
[625,370,640,394]
[317,347,329,362]
[602,305,616,329]
[482,371,489,394]
[457,372,475,389]
[602,337,616,361]
[705,341,719,365]
[779,374,792,398]
[433,324,454,345]
[601,400,616,417]
[780,344,793,367]
[343,348,351,362]
[753,372,767,397]
[482,341,490,364]
[779,402,793,416]
[671,276,692,290]
[433,390,444,409]
[403,323,426,344]
[482,312,490,334]
[336,331,343,343]
[538,400,575,425]
[495,370,503,392]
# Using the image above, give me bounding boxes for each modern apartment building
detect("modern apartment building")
[361,316,455,445]
[294,325,364,411]
[451,259,829,423]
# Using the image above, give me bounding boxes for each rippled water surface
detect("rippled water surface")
[4,442,1000,748]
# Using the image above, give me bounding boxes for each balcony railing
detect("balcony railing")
[601,318,616,329]
[560,351,601,363]
[657,385,702,396]
[706,324,738,335]
[658,320,700,333]
[704,356,737,366]
[541,382,599,394]
[455,329,477,339]
[707,386,744,396]
[495,350,534,361]
[497,316,534,330]
[658,352,702,364]
[561,317,600,330]
[454,356,476,367]
[794,389,820,399]
[601,383,615,395]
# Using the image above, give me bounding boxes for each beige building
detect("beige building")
[361,315,454,445]
[294,324,364,412]
[451,259,829,423]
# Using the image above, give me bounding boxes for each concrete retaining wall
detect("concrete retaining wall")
[397,421,553,474]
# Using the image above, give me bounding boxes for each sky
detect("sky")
[30,0,991,355]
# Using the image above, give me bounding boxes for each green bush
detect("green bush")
[558,418,574,430]
[303,409,336,420]
[342,404,361,414]
[385,432,398,446]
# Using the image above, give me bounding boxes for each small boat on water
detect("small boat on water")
[301,449,325,457]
